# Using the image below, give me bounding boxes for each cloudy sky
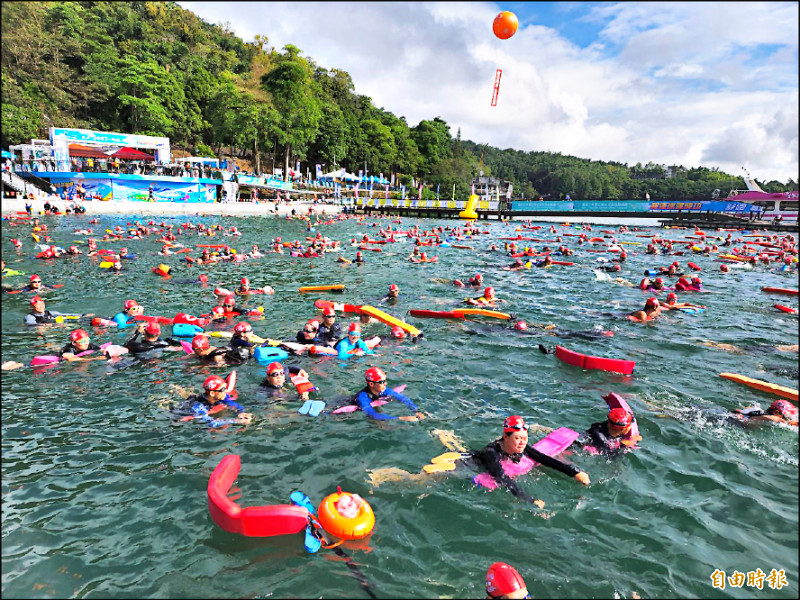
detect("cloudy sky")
[178,1,798,183]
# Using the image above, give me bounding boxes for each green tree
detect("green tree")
[261,45,322,179]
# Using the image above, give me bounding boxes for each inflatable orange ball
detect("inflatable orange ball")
[493,11,519,40]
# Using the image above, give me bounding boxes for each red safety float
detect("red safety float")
[555,345,635,375]
[207,454,310,537]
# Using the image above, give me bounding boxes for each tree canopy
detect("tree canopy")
[1,1,795,196]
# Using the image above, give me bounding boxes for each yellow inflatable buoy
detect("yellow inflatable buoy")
[317,491,375,540]
[458,194,479,220]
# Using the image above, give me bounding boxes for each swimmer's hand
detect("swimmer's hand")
[398,415,419,422]
[575,471,591,486]
[300,392,310,402]
[533,499,545,510]
[236,413,253,425]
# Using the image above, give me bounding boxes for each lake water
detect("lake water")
[2,213,798,599]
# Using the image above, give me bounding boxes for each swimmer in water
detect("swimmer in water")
[578,407,642,456]
[189,334,247,366]
[485,563,530,600]
[258,362,312,402]
[25,295,90,325]
[173,374,252,427]
[235,277,252,295]
[59,329,108,363]
[381,283,400,304]
[315,307,341,346]
[469,416,590,507]
[123,322,184,355]
[629,297,662,322]
[347,367,425,421]
[733,400,798,427]
[334,322,374,358]
[502,259,526,271]
[466,286,505,307]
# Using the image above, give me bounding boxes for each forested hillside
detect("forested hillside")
[2,1,795,199]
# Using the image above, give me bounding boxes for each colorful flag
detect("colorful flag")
[355,183,360,200]
[369,183,374,198]
[315,164,322,179]
[436,183,440,201]
[401,185,405,201]
[358,170,363,181]
[385,184,389,200]
[391,173,395,186]
[418,183,422,200]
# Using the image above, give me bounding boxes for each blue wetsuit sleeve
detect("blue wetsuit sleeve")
[112,313,134,328]
[222,396,245,412]
[357,340,374,354]
[382,388,418,411]
[357,390,397,421]
[190,401,239,427]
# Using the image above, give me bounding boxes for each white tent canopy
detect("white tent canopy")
[321,169,360,181]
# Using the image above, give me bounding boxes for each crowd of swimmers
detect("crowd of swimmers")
[2,209,797,596]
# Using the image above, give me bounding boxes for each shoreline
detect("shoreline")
[0,197,342,217]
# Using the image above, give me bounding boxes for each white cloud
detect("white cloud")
[179,1,798,182]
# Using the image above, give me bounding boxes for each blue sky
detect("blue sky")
[179,2,798,183]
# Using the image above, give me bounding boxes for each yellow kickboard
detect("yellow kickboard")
[359,305,422,337]
[453,308,512,320]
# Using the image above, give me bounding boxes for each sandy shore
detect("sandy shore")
[0,197,342,218]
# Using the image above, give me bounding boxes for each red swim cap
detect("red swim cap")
[203,375,226,391]
[486,562,526,598]
[720,264,729,272]
[191,334,210,351]
[655,277,664,284]
[266,362,284,376]
[365,367,386,382]
[666,292,677,303]
[645,297,659,308]
[241,277,249,285]
[234,322,252,334]
[199,274,208,283]
[323,307,336,317]
[30,295,43,305]
[608,408,633,427]
[391,325,406,339]
[348,322,361,333]
[30,274,41,282]
[390,284,399,292]
[613,264,621,271]
[485,287,495,298]
[212,306,225,316]
[223,296,235,306]
[70,328,89,342]
[120,248,128,254]
[503,415,528,433]
[769,400,798,420]
[124,299,139,310]
[514,321,528,331]
[144,322,161,336]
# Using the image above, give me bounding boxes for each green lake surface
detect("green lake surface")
[2,213,798,599]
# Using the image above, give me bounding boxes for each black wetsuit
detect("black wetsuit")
[470,439,581,504]
[579,422,627,457]
[123,331,182,355]
[197,347,247,366]
[257,364,303,400]
[228,334,257,362]
[316,322,341,345]
[59,342,101,357]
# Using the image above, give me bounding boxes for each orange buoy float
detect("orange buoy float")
[317,489,375,540]
[493,11,518,40]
